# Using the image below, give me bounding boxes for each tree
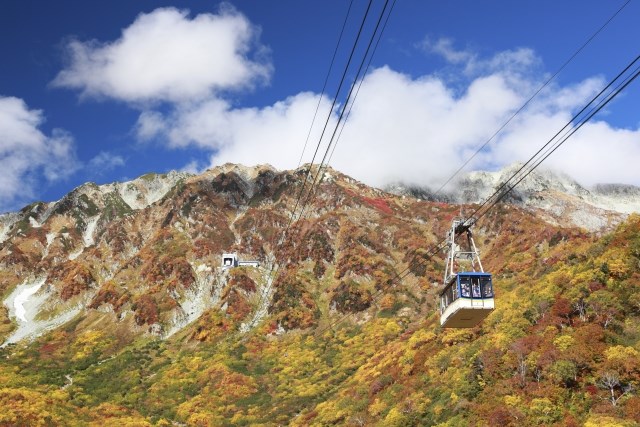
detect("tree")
[598,371,633,407]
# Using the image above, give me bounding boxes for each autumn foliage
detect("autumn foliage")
[1,164,640,426]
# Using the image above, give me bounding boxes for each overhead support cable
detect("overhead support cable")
[296,0,355,169]
[462,54,640,228]
[315,52,640,336]
[431,0,632,197]
[242,0,389,333]
[288,0,375,229]
[295,0,393,222]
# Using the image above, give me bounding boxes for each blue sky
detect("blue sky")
[1,0,639,212]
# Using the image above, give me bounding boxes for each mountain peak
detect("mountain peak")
[204,163,277,181]
[2,162,640,425]
[386,163,640,232]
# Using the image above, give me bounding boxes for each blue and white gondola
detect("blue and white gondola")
[439,219,495,328]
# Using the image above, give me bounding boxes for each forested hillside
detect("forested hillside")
[0,164,639,426]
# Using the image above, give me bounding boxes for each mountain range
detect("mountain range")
[0,163,639,426]
[387,163,640,232]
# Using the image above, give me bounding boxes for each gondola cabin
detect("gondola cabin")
[440,272,494,328]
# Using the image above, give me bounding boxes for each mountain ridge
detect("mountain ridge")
[0,163,639,425]
[386,163,640,232]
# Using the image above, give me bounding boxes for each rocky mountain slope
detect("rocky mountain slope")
[0,164,639,426]
[387,163,640,232]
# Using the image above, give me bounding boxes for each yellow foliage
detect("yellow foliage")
[311,401,348,425]
[606,345,640,361]
[71,330,111,362]
[408,329,436,349]
[605,345,640,373]
[0,387,76,426]
[440,328,474,346]
[528,397,561,424]
[368,398,386,416]
[92,418,152,427]
[380,293,395,310]
[553,334,575,351]
[598,248,631,279]
[584,414,635,427]
[504,394,521,407]
[569,270,594,287]
[383,407,408,426]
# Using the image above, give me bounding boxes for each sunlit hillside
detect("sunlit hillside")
[0,164,639,426]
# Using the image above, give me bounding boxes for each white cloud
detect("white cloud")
[419,37,474,65]
[420,36,540,79]
[142,45,640,189]
[146,92,336,171]
[52,6,271,104]
[0,96,78,212]
[135,110,166,140]
[88,151,125,173]
[52,10,638,192]
[180,160,203,174]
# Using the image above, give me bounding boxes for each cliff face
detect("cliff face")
[0,164,639,426]
[388,164,640,232]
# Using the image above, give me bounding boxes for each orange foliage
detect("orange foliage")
[132,295,159,325]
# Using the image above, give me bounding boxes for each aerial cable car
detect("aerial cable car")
[439,219,494,328]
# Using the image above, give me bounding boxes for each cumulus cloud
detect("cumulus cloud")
[180,160,203,174]
[420,36,540,79]
[52,6,271,103]
[135,110,166,140]
[0,96,78,211]
[141,92,336,171]
[140,45,640,189]
[52,10,639,191]
[419,37,474,65]
[88,151,125,173]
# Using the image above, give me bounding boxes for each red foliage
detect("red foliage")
[562,414,580,427]
[280,218,336,270]
[331,279,372,314]
[624,396,640,421]
[229,272,257,293]
[2,245,29,266]
[551,297,573,325]
[226,290,251,322]
[584,384,598,396]
[487,407,515,427]
[588,281,605,292]
[133,295,159,325]
[140,253,195,290]
[360,196,393,215]
[270,269,317,330]
[50,261,95,301]
[335,247,389,280]
[89,283,129,312]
